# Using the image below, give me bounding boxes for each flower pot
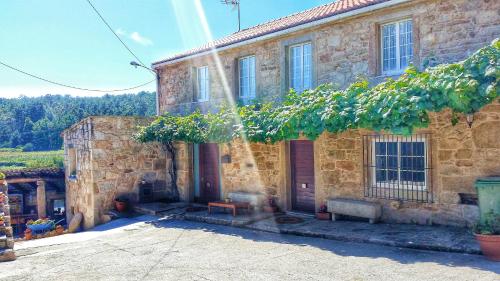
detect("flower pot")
[55,225,64,235]
[475,234,500,261]
[316,212,331,220]
[24,230,32,240]
[115,199,128,212]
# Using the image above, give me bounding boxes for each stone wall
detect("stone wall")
[0,180,15,262]
[157,0,500,114]
[208,101,500,227]
[219,141,284,199]
[63,117,172,229]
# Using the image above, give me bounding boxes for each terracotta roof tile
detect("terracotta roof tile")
[154,0,392,65]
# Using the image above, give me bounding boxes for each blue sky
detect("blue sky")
[0,0,333,98]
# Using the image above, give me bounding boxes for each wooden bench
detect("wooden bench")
[327,198,382,224]
[208,201,251,216]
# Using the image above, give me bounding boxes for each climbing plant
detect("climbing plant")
[134,39,499,145]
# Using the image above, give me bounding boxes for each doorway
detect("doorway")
[198,143,220,203]
[290,140,315,213]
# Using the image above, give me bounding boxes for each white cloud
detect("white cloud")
[115,28,153,46]
[115,28,126,36]
[130,31,153,46]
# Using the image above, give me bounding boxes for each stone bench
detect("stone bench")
[227,192,266,209]
[327,198,382,224]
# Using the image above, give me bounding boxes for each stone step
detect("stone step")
[134,202,187,216]
[0,249,16,262]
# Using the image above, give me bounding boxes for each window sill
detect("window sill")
[374,72,405,80]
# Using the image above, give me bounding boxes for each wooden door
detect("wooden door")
[199,143,220,203]
[290,140,315,213]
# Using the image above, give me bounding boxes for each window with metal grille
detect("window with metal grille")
[362,134,432,202]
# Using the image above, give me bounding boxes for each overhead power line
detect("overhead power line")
[0,60,155,93]
[85,0,148,68]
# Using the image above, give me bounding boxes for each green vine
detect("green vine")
[134,39,499,145]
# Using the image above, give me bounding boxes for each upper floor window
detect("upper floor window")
[289,42,312,93]
[239,56,256,100]
[381,19,413,75]
[197,66,209,102]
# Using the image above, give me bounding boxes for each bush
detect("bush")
[22,143,34,152]
[474,211,500,235]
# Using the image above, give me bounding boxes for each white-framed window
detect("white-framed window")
[239,55,256,100]
[289,42,312,93]
[371,135,427,190]
[381,19,413,75]
[197,66,209,102]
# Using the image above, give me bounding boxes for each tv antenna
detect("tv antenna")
[221,0,241,31]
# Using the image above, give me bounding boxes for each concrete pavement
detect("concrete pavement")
[1,216,498,281]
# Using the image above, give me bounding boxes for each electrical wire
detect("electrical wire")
[0,60,155,93]
[85,0,148,68]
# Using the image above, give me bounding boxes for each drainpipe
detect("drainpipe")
[155,68,160,116]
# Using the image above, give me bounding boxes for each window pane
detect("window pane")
[376,169,387,182]
[387,142,398,156]
[249,56,256,98]
[198,67,208,101]
[303,43,312,90]
[399,20,413,69]
[376,156,387,169]
[290,45,302,92]
[382,24,397,72]
[240,56,256,99]
[375,142,386,155]
[374,138,426,188]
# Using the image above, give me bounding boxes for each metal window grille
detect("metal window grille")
[362,134,433,203]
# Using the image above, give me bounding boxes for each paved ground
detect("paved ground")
[183,209,480,254]
[1,217,498,281]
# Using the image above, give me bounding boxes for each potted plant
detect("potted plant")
[24,228,32,240]
[0,172,5,185]
[316,203,331,220]
[0,215,4,226]
[55,225,64,235]
[114,196,129,212]
[473,210,500,261]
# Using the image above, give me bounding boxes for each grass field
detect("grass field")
[0,149,64,170]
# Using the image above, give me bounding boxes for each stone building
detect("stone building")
[63,0,499,229]
[150,0,500,227]
[3,168,65,236]
[62,117,176,229]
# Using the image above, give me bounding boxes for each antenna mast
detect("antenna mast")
[221,0,241,31]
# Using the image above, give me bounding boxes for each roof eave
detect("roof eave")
[152,0,411,69]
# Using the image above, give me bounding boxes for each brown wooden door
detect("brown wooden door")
[199,143,220,203]
[290,140,315,213]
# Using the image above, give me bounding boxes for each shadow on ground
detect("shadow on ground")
[146,218,500,274]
